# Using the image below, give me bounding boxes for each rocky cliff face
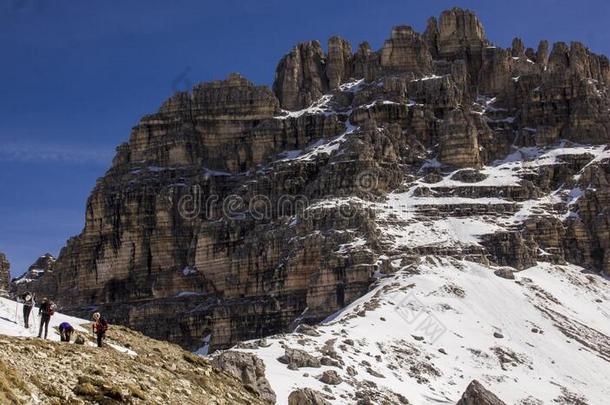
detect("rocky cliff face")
[0,253,9,297]
[16,7,610,353]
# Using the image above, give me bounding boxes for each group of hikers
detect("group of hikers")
[19,291,108,347]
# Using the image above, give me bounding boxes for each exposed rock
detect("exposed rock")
[288,388,332,405]
[425,7,488,92]
[0,253,9,297]
[353,42,381,82]
[482,232,537,270]
[438,109,481,168]
[536,40,549,65]
[511,37,525,58]
[295,323,321,337]
[493,268,515,280]
[210,351,276,404]
[278,348,321,369]
[457,380,507,405]
[273,41,328,110]
[327,36,353,90]
[319,370,342,385]
[380,26,432,74]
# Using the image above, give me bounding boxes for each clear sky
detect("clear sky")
[1,0,609,277]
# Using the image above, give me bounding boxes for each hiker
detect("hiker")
[58,322,74,342]
[20,291,35,328]
[37,298,55,339]
[92,312,108,348]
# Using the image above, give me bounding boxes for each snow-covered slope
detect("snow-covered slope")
[0,297,135,355]
[223,257,610,404]
[0,297,88,340]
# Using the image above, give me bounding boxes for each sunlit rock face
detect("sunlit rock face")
[18,7,610,352]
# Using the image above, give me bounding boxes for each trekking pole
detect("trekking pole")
[30,299,37,334]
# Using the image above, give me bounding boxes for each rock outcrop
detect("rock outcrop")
[273,41,329,110]
[211,351,276,404]
[456,380,507,405]
[288,388,331,405]
[0,253,9,297]
[15,7,610,353]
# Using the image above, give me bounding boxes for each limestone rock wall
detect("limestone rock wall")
[15,7,610,352]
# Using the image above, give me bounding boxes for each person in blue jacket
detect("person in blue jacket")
[59,322,74,342]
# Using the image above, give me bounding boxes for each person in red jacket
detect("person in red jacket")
[92,312,108,348]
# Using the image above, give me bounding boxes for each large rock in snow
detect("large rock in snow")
[456,380,507,405]
[211,351,276,404]
[288,388,332,405]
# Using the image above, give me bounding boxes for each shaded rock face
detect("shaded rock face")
[0,253,9,296]
[273,41,329,111]
[456,380,507,405]
[17,7,610,352]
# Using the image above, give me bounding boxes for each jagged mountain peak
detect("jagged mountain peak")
[8,10,610,404]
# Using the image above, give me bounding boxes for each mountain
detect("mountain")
[11,253,55,295]
[0,296,265,404]
[12,5,610,363]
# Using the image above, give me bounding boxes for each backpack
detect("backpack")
[47,303,56,316]
[98,318,109,333]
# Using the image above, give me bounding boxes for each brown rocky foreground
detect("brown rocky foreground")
[0,324,265,405]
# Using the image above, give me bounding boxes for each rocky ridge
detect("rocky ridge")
[11,253,55,295]
[13,7,610,357]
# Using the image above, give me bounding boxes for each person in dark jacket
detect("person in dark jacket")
[20,292,35,328]
[92,312,108,348]
[58,322,74,342]
[37,298,55,339]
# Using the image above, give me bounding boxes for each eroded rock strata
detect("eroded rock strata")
[17,7,610,352]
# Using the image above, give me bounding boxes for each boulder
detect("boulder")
[456,380,507,405]
[278,348,321,369]
[319,370,342,385]
[288,388,331,405]
[211,351,276,404]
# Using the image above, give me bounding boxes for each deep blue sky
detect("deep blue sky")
[1,0,609,276]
